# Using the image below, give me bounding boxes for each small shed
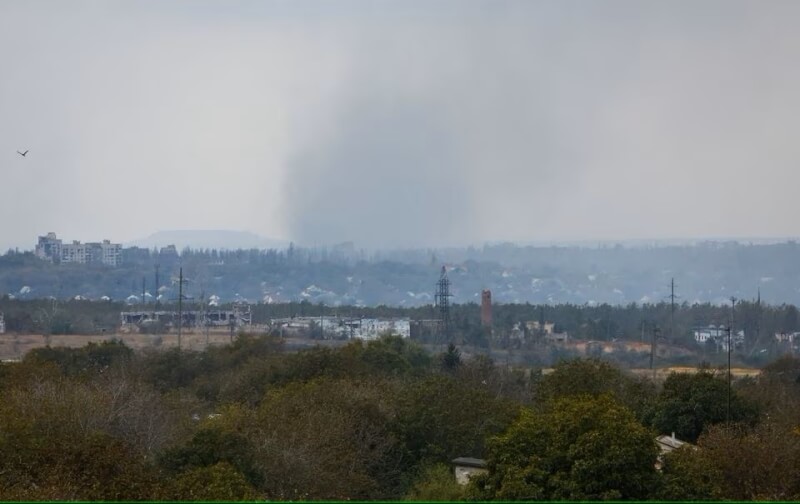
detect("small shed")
[452,457,488,485]
[656,432,687,454]
[655,432,690,470]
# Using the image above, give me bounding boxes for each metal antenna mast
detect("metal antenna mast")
[435,266,453,343]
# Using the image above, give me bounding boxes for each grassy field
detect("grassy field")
[0,332,763,380]
[0,331,239,361]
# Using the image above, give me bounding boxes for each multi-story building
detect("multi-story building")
[35,233,122,267]
[96,240,122,267]
[35,232,62,261]
[60,240,88,264]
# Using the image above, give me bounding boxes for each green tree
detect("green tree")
[158,428,263,488]
[404,463,465,501]
[439,343,462,372]
[393,374,519,468]
[651,370,759,442]
[162,462,259,501]
[473,395,658,500]
[698,422,800,500]
[657,446,722,500]
[24,339,133,376]
[738,355,800,430]
[536,358,655,420]
[246,378,401,499]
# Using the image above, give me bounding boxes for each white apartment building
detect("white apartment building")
[35,233,122,267]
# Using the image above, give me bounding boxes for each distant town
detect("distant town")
[3,232,800,368]
[6,231,800,308]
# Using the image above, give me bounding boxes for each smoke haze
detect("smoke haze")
[2,1,800,250]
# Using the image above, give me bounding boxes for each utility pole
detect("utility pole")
[178,267,183,351]
[752,288,761,356]
[154,264,160,309]
[141,276,146,307]
[727,296,736,423]
[756,287,761,350]
[669,278,678,344]
[726,324,732,423]
[650,325,660,381]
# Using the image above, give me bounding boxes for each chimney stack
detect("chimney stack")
[481,289,492,328]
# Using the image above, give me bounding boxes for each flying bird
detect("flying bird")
[16,150,28,157]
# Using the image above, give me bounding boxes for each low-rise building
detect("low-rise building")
[121,308,250,329]
[655,433,691,470]
[525,320,569,342]
[452,457,488,485]
[775,332,800,344]
[271,316,411,340]
[694,325,744,351]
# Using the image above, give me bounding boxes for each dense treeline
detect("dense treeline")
[4,240,800,305]
[3,297,799,366]
[2,334,800,500]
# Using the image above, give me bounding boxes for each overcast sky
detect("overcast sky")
[2,0,800,251]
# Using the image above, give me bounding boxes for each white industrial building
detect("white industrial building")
[272,316,411,340]
[694,325,745,351]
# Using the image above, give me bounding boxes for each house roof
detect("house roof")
[452,457,488,469]
[656,434,687,451]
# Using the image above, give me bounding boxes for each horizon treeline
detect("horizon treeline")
[2,295,797,346]
[3,240,800,305]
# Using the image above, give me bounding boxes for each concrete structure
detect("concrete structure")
[35,232,62,262]
[694,325,745,351]
[693,325,726,344]
[271,316,411,340]
[656,432,687,454]
[526,320,556,334]
[481,289,492,327]
[121,307,251,330]
[775,332,800,344]
[35,233,122,266]
[655,433,690,470]
[452,457,488,485]
[526,320,569,342]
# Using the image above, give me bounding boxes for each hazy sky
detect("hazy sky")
[3,0,800,250]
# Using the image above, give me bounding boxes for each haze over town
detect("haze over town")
[4,0,800,251]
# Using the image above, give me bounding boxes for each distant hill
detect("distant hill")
[127,230,290,251]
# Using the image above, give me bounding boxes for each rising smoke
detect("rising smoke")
[280,1,800,248]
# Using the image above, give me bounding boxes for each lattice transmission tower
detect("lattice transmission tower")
[435,266,453,343]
